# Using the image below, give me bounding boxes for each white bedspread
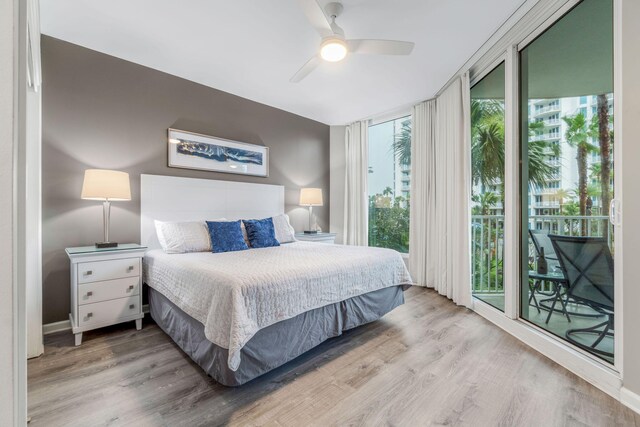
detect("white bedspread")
[143,242,412,371]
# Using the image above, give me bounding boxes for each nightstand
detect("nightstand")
[294,232,337,244]
[66,243,147,346]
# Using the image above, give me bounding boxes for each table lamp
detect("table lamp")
[81,169,131,248]
[299,188,323,234]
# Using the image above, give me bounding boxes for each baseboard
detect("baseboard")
[621,387,640,415]
[42,304,150,335]
[473,299,622,401]
[42,320,71,335]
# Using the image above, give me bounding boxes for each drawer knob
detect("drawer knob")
[87,312,93,318]
[129,304,135,310]
[127,266,134,272]
[86,291,93,297]
[128,285,134,291]
[85,270,93,276]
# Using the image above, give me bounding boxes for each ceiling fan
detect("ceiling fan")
[291,0,415,83]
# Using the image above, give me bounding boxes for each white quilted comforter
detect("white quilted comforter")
[143,242,412,371]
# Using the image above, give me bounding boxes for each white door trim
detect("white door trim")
[503,44,519,320]
[13,0,29,423]
[611,0,624,378]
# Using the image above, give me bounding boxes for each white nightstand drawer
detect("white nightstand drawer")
[78,295,141,327]
[78,276,140,305]
[78,257,140,284]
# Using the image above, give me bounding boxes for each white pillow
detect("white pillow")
[154,220,221,254]
[272,214,296,243]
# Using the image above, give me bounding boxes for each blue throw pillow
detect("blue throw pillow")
[243,218,280,249]
[206,220,249,253]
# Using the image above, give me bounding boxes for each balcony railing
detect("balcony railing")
[532,201,560,209]
[533,105,561,115]
[530,133,561,142]
[471,215,612,294]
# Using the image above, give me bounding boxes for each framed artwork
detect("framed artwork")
[167,128,269,177]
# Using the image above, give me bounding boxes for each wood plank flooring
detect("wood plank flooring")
[28,287,640,427]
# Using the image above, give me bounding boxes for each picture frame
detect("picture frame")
[167,128,269,177]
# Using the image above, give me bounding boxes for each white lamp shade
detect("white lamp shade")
[81,169,131,201]
[299,188,323,206]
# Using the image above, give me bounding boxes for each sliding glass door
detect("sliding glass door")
[520,0,614,363]
[471,63,506,311]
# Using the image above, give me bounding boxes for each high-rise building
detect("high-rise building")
[528,94,613,217]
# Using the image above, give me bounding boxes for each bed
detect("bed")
[141,174,412,386]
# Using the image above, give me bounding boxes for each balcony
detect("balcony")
[472,214,612,293]
[532,105,561,116]
[471,214,614,362]
[534,187,561,195]
[532,201,560,209]
[530,133,561,142]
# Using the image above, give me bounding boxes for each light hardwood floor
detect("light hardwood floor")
[28,287,639,427]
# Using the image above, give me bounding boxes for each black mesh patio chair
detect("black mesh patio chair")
[550,235,614,359]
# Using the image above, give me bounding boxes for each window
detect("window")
[520,0,614,363]
[367,116,411,253]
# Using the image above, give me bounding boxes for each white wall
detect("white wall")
[25,0,43,356]
[330,125,346,244]
[26,79,43,359]
[0,0,17,423]
[621,0,640,402]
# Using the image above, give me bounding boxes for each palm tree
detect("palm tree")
[472,192,499,215]
[392,118,412,166]
[595,94,613,240]
[471,99,557,191]
[563,112,599,234]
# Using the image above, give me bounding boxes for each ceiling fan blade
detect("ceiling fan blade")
[347,40,415,55]
[296,0,333,38]
[290,56,321,83]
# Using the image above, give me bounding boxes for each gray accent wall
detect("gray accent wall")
[42,36,330,324]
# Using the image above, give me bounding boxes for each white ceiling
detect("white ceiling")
[40,0,526,125]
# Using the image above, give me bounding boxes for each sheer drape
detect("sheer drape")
[343,121,369,246]
[409,74,472,307]
[409,100,437,289]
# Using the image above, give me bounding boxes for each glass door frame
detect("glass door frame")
[469,55,508,312]
[469,0,623,377]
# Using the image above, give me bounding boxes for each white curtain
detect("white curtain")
[409,74,472,307]
[343,121,369,246]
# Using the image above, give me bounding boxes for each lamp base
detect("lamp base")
[95,242,118,248]
[303,230,318,234]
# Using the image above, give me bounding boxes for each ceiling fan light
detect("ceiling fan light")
[320,39,347,62]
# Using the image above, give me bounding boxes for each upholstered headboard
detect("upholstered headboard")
[140,174,285,250]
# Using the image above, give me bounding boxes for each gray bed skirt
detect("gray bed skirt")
[149,285,407,386]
